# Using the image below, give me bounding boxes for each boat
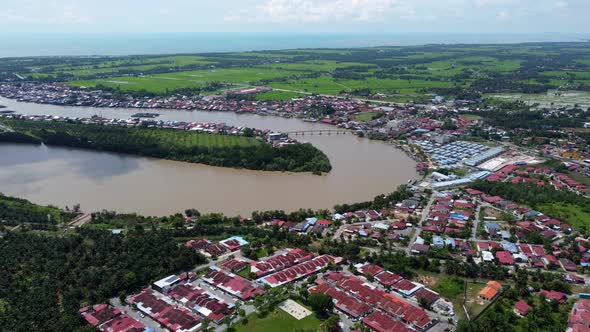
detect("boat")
[131,112,160,118]
[303,118,318,123]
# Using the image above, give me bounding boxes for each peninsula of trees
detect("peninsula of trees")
[0,118,332,173]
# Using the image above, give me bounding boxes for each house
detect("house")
[496,251,514,265]
[80,304,145,332]
[219,236,248,251]
[485,222,501,235]
[568,299,590,332]
[411,243,430,255]
[479,281,502,301]
[564,274,585,284]
[481,250,495,262]
[355,263,385,277]
[502,241,519,254]
[514,300,531,317]
[539,289,567,304]
[432,236,445,249]
[560,258,578,272]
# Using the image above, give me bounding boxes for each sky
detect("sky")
[1,0,588,34]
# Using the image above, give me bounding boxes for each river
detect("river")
[0,97,418,216]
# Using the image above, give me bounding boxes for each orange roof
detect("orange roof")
[486,281,502,291]
[479,286,499,299]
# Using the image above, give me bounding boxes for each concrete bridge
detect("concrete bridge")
[284,129,351,136]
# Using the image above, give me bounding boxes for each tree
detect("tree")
[418,296,431,310]
[322,315,341,332]
[308,293,334,316]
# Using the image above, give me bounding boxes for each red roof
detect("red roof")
[203,268,266,300]
[496,251,514,265]
[465,188,483,196]
[362,311,413,332]
[483,195,503,204]
[309,283,370,318]
[251,248,314,276]
[514,300,531,316]
[261,255,338,287]
[539,289,567,303]
[374,271,403,287]
[101,314,145,332]
[358,263,385,277]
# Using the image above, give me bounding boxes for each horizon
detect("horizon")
[2,31,589,58]
[2,0,589,34]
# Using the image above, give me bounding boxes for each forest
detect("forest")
[0,228,206,331]
[0,193,73,225]
[0,118,332,173]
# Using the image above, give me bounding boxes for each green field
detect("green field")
[355,112,380,122]
[537,203,590,230]
[435,276,465,300]
[255,91,306,101]
[7,43,590,101]
[234,307,322,332]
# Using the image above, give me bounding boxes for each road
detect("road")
[272,88,407,106]
[68,213,92,227]
[471,204,481,240]
[110,297,166,332]
[406,192,436,254]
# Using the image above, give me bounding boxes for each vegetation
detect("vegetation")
[0,118,332,173]
[471,181,590,229]
[0,228,206,331]
[7,42,590,100]
[0,193,73,225]
[233,307,322,332]
[435,276,465,300]
[457,296,571,332]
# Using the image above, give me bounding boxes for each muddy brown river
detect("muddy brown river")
[0,97,418,216]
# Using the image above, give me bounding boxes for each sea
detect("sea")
[1,32,589,57]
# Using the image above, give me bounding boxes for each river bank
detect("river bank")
[0,97,418,216]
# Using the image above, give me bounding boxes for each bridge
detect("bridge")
[284,129,351,136]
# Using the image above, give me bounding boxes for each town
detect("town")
[1,49,590,332]
[2,83,589,332]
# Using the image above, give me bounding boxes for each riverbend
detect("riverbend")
[0,97,418,216]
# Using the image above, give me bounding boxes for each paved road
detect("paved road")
[406,192,436,254]
[110,297,166,332]
[68,213,92,227]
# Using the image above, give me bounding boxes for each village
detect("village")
[2,81,590,332]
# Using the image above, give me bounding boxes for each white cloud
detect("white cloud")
[225,0,417,24]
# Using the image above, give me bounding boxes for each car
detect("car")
[140,313,145,318]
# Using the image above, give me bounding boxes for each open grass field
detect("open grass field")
[355,112,380,122]
[10,42,590,101]
[69,67,304,93]
[435,276,465,300]
[537,203,590,230]
[255,91,306,101]
[487,90,590,108]
[234,306,321,332]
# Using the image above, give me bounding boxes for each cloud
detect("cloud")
[225,0,417,24]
